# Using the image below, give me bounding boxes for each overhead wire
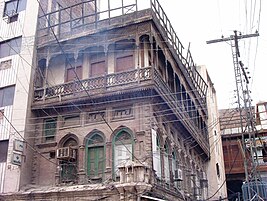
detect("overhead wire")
[250,0,262,88]
[0,110,57,166]
[34,0,155,175]
[1,0,252,199]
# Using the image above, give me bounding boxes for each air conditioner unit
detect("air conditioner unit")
[174,168,183,181]
[56,147,76,160]
[5,10,18,23]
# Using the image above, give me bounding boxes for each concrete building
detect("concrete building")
[0,0,39,194]
[196,65,227,200]
[1,0,226,200]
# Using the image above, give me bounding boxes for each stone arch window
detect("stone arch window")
[86,132,105,180]
[58,137,78,183]
[164,143,170,183]
[113,129,134,178]
[152,129,161,179]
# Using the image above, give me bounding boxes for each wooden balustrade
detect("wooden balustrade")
[34,67,152,100]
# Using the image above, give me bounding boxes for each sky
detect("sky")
[158,0,266,109]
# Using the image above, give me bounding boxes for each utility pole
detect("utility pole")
[207,30,260,200]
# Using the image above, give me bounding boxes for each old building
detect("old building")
[1,0,227,200]
[196,65,227,200]
[219,103,267,200]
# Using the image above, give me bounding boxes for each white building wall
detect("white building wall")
[196,65,228,200]
[0,0,39,193]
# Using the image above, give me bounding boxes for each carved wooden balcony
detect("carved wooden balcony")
[34,67,152,101]
[33,66,209,156]
[36,0,207,114]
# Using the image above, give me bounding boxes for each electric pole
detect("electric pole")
[207,30,261,200]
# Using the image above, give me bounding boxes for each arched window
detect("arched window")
[113,130,133,177]
[87,133,105,180]
[152,129,161,178]
[59,137,78,183]
[164,143,170,183]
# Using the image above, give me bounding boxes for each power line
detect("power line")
[0,110,57,166]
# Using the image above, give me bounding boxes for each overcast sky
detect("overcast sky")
[158,0,266,109]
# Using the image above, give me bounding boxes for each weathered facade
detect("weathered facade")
[1,0,227,200]
[196,66,227,200]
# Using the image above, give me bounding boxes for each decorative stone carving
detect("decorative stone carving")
[115,161,152,201]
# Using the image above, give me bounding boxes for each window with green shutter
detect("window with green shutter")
[113,129,133,178]
[44,118,57,141]
[87,133,105,181]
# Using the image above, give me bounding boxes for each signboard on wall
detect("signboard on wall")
[12,153,22,166]
[14,140,24,152]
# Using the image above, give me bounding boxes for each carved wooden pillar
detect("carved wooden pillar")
[149,33,155,70]
[43,51,50,101]
[78,145,86,184]
[136,35,141,83]
[164,48,168,82]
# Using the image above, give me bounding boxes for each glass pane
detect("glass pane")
[0,42,10,58]
[2,86,15,107]
[0,140,9,163]
[17,0,27,12]
[4,1,18,17]
[10,37,22,56]
[44,119,57,139]
[0,89,3,107]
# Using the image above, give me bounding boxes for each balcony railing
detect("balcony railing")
[34,66,209,155]
[34,67,152,100]
[37,0,207,105]
[153,70,209,154]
